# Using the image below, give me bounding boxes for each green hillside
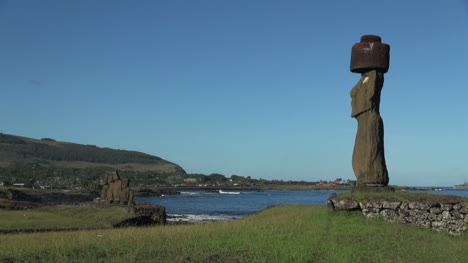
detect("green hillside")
[0,133,186,188]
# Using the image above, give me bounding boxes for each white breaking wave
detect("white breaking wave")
[219,190,240,195]
[179,191,202,195]
[167,213,244,222]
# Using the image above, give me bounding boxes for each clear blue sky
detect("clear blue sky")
[1,0,467,186]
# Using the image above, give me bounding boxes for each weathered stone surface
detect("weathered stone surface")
[408,202,430,211]
[428,213,441,221]
[327,197,467,235]
[366,201,382,209]
[459,203,468,214]
[99,170,134,205]
[440,203,452,211]
[350,35,390,74]
[380,209,397,221]
[382,201,400,209]
[333,199,360,210]
[450,210,462,219]
[431,221,446,230]
[441,211,451,220]
[350,70,389,186]
[100,185,109,200]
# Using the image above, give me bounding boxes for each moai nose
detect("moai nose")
[350,35,390,74]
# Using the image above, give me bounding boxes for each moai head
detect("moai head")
[350,35,390,74]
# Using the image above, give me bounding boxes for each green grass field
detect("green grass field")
[0,205,466,262]
[0,205,131,231]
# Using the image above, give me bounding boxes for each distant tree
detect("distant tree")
[204,173,226,183]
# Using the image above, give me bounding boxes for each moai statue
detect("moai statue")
[119,178,131,205]
[110,170,122,204]
[100,175,110,202]
[106,172,115,203]
[350,35,389,187]
[99,170,133,205]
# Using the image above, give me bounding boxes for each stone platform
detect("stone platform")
[327,193,468,236]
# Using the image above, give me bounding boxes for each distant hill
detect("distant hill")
[0,133,186,188]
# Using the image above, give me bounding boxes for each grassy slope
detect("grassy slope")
[0,205,466,263]
[0,205,131,231]
[0,133,184,173]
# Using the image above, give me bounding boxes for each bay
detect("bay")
[136,189,468,223]
[136,190,343,222]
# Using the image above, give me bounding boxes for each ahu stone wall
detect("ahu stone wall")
[327,197,468,235]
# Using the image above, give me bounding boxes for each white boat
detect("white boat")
[219,190,240,195]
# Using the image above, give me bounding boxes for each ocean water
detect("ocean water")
[136,190,343,222]
[136,189,468,223]
[412,188,468,197]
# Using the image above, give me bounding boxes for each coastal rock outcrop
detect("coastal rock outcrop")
[350,35,390,186]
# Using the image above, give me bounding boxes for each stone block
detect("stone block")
[380,209,397,221]
[333,199,360,210]
[440,204,452,211]
[431,221,446,230]
[459,204,468,214]
[382,201,400,209]
[450,210,462,219]
[408,202,430,211]
[408,210,428,221]
[366,201,382,209]
[441,211,451,220]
